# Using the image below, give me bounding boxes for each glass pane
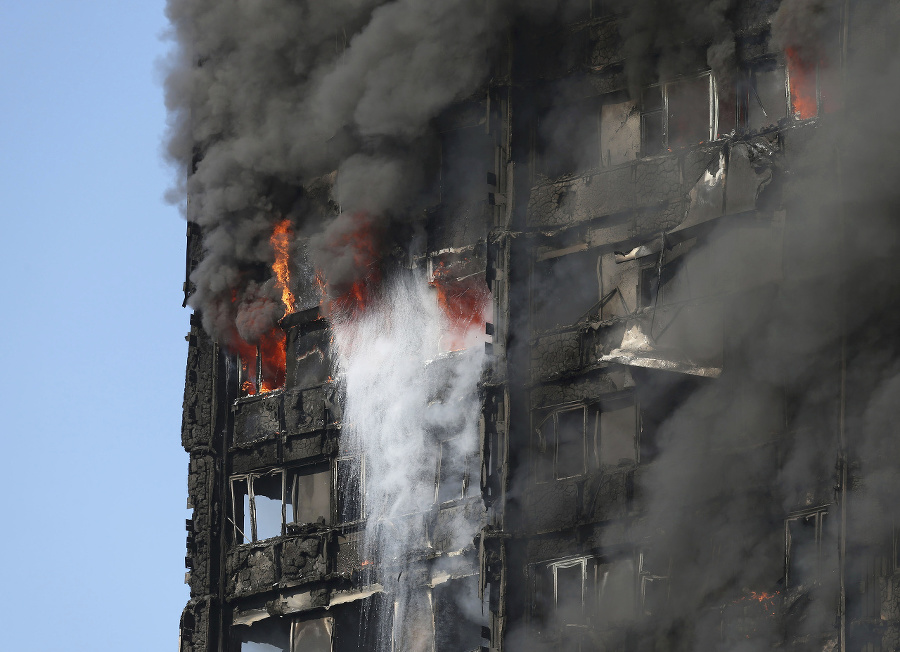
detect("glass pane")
[556,563,585,625]
[556,408,586,479]
[667,75,710,148]
[337,458,363,524]
[254,473,284,541]
[600,403,636,465]
[292,618,332,652]
[292,468,331,525]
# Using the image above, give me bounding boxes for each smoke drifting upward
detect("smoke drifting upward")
[163,0,513,348]
[607,0,741,94]
[330,270,486,650]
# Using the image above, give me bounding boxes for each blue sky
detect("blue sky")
[0,2,189,649]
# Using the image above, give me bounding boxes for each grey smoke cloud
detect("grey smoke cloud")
[164,0,511,345]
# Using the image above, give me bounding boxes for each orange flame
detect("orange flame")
[786,47,817,120]
[431,261,491,352]
[271,218,296,316]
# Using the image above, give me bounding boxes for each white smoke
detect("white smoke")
[330,269,486,650]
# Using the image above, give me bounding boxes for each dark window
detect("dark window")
[641,86,664,156]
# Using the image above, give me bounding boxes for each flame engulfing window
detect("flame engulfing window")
[231,466,331,544]
[429,251,492,352]
[237,330,288,397]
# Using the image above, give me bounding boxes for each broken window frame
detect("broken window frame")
[784,505,831,588]
[231,466,333,544]
[231,469,288,544]
[735,59,790,132]
[640,72,719,156]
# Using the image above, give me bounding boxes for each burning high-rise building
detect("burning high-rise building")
[170,0,900,650]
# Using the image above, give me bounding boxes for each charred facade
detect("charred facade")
[175,1,900,651]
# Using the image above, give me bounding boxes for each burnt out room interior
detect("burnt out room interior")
[169,0,900,650]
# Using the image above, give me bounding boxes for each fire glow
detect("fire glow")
[786,47,818,120]
[430,260,492,352]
